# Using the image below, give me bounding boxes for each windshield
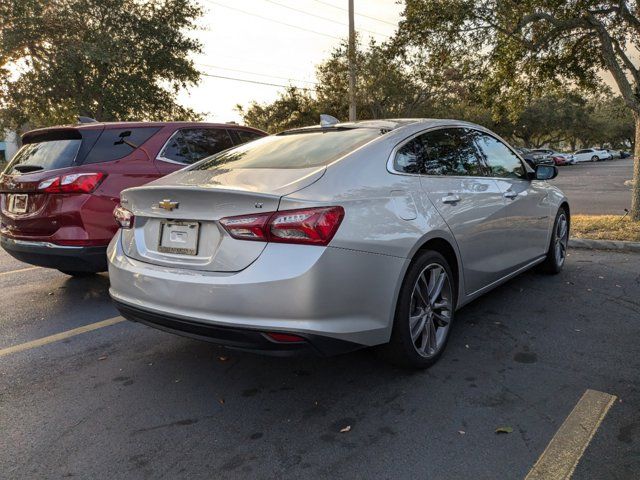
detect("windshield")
[7,139,81,174]
[191,128,381,170]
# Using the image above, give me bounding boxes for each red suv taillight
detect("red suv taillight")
[219,206,344,246]
[37,172,106,193]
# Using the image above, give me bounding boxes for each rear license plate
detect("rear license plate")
[158,221,200,255]
[7,194,28,214]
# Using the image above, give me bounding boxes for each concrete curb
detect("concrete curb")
[569,238,640,252]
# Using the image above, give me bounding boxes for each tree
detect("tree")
[589,95,636,149]
[398,0,640,219]
[237,39,450,131]
[498,91,586,148]
[236,86,319,134]
[315,40,431,120]
[0,0,203,131]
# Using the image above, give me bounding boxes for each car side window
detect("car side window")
[233,130,264,145]
[159,131,190,163]
[159,128,234,164]
[393,128,485,176]
[473,132,526,179]
[184,128,234,162]
[394,138,422,173]
[83,127,160,164]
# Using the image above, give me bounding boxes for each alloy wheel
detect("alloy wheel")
[409,263,453,358]
[554,213,569,267]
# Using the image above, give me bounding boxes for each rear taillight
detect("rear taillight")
[219,206,344,246]
[113,204,134,229]
[37,172,106,193]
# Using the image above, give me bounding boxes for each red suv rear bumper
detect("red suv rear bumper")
[0,235,108,272]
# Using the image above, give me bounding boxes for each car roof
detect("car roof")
[279,118,490,135]
[22,121,265,142]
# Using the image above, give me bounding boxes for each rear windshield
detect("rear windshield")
[191,128,381,170]
[7,139,81,174]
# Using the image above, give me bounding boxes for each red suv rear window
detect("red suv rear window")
[6,138,82,174]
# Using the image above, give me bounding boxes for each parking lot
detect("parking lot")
[551,158,634,215]
[1,244,639,479]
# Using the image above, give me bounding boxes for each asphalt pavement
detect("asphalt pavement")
[551,158,634,215]
[1,247,639,479]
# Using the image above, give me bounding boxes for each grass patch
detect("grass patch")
[572,215,640,242]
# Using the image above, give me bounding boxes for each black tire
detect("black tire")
[539,207,569,274]
[377,250,456,369]
[58,270,97,277]
[591,155,599,162]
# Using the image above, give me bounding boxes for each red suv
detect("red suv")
[0,121,266,275]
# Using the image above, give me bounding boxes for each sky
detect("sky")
[179,0,403,123]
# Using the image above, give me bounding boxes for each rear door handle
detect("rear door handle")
[503,190,518,199]
[442,194,461,204]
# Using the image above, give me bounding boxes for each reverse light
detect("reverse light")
[219,206,344,246]
[37,172,106,193]
[113,204,134,229]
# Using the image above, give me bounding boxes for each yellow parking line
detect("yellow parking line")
[525,389,616,480]
[0,316,125,358]
[0,266,40,277]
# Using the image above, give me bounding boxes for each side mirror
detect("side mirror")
[534,164,558,180]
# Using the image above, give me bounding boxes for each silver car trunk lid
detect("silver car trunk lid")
[119,167,325,272]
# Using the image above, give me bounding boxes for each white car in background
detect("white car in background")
[572,148,612,162]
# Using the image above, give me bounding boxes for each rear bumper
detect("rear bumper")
[0,235,107,272]
[115,301,361,356]
[108,231,407,349]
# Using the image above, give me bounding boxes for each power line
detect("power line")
[204,0,343,40]
[309,0,398,27]
[264,0,390,39]
[197,62,318,85]
[194,51,315,76]
[200,72,316,91]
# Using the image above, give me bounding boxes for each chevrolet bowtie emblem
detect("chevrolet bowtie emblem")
[158,199,179,211]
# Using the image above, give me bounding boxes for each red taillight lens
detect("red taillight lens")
[219,206,344,246]
[218,212,272,241]
[265,332,305,343]
[269,207,344,245]
[113,204,134,229]
[38,173,106,193]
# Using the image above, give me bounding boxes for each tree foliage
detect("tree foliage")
[235,86,319,134]
[0,0,203,131]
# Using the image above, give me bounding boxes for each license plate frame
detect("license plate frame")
[157,220,200,256]
[7,194,28,214]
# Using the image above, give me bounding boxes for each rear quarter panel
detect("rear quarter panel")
[278,131,466,309]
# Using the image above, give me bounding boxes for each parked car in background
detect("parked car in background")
[530,149,575,165]
[619,150,631,159]
[572,148,612,162]
[514,147,555,168]
[551,155,568,166]
[109,118,569,368]
[0,121,266,276]
[605,149,618,159]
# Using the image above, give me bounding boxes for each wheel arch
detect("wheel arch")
[560,200,570,221]
[405,233,464,310]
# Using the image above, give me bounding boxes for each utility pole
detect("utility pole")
[348,0,356,121]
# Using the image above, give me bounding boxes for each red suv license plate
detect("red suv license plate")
[7,194,28,214]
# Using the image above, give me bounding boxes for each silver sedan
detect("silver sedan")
[108,119,569,368]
